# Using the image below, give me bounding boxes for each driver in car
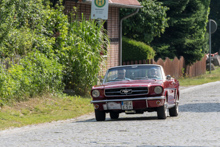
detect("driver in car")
[115,69,131,80]
[148,68,159,78]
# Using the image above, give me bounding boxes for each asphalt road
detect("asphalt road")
[0,81,220,147]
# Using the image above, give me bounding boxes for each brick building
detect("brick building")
[63,0,142,71]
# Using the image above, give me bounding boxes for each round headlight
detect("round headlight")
[92,90,100,98]
[154,86,163,94]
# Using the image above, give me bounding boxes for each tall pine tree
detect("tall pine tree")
[209,0,220,54]
[151,0,210,65]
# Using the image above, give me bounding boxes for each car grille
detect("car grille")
[105,87,148,97]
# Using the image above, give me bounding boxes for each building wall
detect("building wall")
[107,7,119,68]
[64,1,120,71]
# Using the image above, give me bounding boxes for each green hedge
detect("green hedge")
[0,52,63,105]
[122,37,155,62]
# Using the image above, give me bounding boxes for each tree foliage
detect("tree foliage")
[209,0,220,53]
[151,0,210,65]
[0,0,109,100]
[0,0,65,58]
[120,0,169,44]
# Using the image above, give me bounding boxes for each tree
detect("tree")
[0,0,67,58]
[151,0,210,65]
[120,0,169,44]
[209,0,220,54]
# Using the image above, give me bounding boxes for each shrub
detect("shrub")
[61,16,109,95]
[0,27,37,57]
[0,52,63,104]
[122,37,155,62]
[17,52,64,95]
[0,65,19,104]
[0,0,109,97]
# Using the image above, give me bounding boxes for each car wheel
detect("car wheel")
[110,111,119,119]
[95,109,106,121]
[169,102,179,117]
[157,103,167,119]
[169,95,179,117]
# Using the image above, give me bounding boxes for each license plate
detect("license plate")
[107,102,121,110]
[121,101,133,110]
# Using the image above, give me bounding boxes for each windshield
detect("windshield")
[104,65,163,83]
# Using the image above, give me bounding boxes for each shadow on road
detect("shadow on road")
[179,103,220,112]
[106,116,158,121]
[75,116,159,123]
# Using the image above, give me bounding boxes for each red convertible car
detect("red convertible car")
[91,64,179,121]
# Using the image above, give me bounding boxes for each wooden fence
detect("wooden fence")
[185,56,207,77]
[153,57,185,78]
[122,55,207,78]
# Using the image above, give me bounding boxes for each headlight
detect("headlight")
[154,86,163,94]
[92,90,100,97]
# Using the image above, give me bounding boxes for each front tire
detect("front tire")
[110,111,119,119]
[169,95,179,117]
[95,109,106,121]
[169,105,178,116]
[157,104,167,119]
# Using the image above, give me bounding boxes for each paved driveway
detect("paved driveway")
[0,81,220,146]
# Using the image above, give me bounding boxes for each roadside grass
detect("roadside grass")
[0,67,220,130]
[178,66,220,86]
[0,94,93,130]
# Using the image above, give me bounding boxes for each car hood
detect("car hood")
[92,80,164,89]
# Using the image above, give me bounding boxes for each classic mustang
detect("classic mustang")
[91,64,179,121]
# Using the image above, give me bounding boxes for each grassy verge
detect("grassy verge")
[178,66,220,86]
[0,67,220,130]
[0,94,93,130]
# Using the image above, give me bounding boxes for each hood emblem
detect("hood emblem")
[120,89,132,95]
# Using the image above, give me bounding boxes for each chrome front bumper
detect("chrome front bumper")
[91,96,166,103]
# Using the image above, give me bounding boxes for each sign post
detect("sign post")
[91,0,109,20]
[208,19,217,73]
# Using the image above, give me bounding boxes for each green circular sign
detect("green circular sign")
[95,0,106,8]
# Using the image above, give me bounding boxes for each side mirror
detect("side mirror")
[166,75,171,80]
